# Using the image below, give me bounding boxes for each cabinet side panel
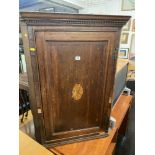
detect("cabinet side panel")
[20,24,44,143]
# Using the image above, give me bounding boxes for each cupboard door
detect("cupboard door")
[35,31,115,142]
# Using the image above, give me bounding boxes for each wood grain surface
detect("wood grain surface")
[36,31,111,142]
[20,12,130,146]
[19,130,54,155]
[52,95,133,155]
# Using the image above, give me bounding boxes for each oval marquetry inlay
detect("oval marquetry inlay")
[72,84,83,101]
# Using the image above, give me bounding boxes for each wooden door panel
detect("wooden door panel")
[36,31,114,141]
[45,31,114,41]
[47,41,106,131]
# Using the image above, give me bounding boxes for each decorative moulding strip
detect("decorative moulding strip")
[20,12,131,27]
[21,19,127,27]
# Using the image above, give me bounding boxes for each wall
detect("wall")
[20,0,79,13]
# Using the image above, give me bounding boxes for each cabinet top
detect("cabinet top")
[20,12,130,27]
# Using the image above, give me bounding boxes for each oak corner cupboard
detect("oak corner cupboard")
[20,12,130,147]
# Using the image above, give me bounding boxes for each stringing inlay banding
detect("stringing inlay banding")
[72,84,83,101]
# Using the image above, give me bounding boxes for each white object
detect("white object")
[123,87,131,96]
[75,56,81,60]
[109,116,116,129]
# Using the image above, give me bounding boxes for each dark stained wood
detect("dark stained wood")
[20,12,130,27]
[53,95,133,155]
[20,12,130,147]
